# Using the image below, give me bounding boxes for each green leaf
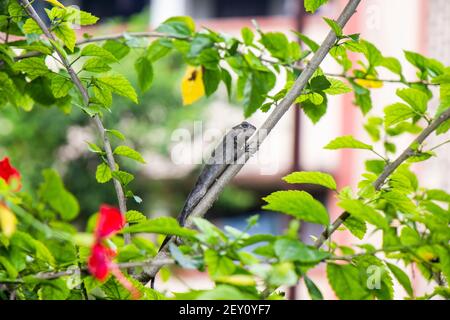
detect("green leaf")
[106,129,125,141]
[77,10,99,25]
[0,256,18,279]
[39,169,79,221]
[304,276,323,300]
[327,263,369,300]
[310,75,331,92]
[97,74,138,103]
[121,217,197,238]
[53,22,76,52]
[103,40,130,60]
[304,0,329,13]
[386,262,413,297]
[274,238,329,263]
[86,142,103,153]
[325,135,373,150]
[263,190,329,225]
[324,78,352,95]
[50,76,73,98]
[23,18,43,35]
[268,262,298,287]
[93,84,112,107]
[113,145,146,163]
[38,278,70,300]
[380,57,403,76]
[145,39,171,62]
[343,216,367,240]
[260,32,290,61]
[95,163,112,184]
[14,57,50,80]
[134,55,154,92]
[296,33,319,52]
[338,199,389,230]
[283,171,337,190]
[80,44,117,62]
[125,210,146,224]
[241,27,254,45]
[197,285,257,300]
[384,103,415,127]
[112,170,134,186]
[203,67,221,97]
[323,18,342,36]
[396,88,429,114]
[204,249,236,277]
[156,16,195,37]
[82,58,111,73]
[243,70,276,117]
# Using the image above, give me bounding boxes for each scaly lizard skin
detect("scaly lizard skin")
[150,121,256,287]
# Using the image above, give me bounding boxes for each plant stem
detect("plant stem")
[17,0,131,244]
[314,107,450,249]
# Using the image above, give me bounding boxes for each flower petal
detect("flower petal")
[95,204,125,239]
[0,157,21,191]
[88,243,113,281]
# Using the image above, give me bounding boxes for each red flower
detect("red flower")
[95,204,125,239]
[88,243,115,281]
[0,157,21,191]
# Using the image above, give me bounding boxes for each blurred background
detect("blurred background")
[0,0,449,299]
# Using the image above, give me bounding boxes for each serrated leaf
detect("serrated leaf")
[80,44,117,62]
[325,135,372,150]
[78,10,99,26]
[113,145,146,163]
[396,88,429,114]
[125,210,146,224]
[323,17,342,36]
[283,171,337,190]
[327,263,369,300]
[386,262,413,297]
[121,217,197,238]
[14,57,50,80]
[274,238,329,263]
[263,190,329,225]
[205,249,236,277]
[304,276,323,300]
[106,129,125,141]
[324,78,352,95]
[23,18,43,35]
[112,170,134,186]
[53,22,76,52]
[338,199,389,230]
[50,76,73,98]
[97,74,138,103]
[384,103,415,127]
[95,163,112,184]
[82,58,111,73]
[343,215,367,240]
[304,0,329,13]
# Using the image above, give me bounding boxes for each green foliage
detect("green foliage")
[0,2,449,301]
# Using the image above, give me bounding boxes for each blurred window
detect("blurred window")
[78,0,149,18]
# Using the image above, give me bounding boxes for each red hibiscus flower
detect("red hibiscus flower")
[95,204,125,239]
[88,204,140,299]
[0,157,21,191]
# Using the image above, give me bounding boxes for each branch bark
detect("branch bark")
[17,0,131,243]
[314,106,450,248]
[143,0,362,286]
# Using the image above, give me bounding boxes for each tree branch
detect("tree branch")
[314,107,450,248]
[143,0,363,287]
[0,258,174,284]
[17,0,131,243]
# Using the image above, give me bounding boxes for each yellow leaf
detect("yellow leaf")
[45,0,65,8]
[355,76,383,89]
[0,204,17,238]
[181,66,205,105]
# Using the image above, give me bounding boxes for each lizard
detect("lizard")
[149,121,256,288]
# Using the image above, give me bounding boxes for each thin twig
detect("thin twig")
[314,107,450,248]
[17,0,131,244]
[142,0,363,289]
